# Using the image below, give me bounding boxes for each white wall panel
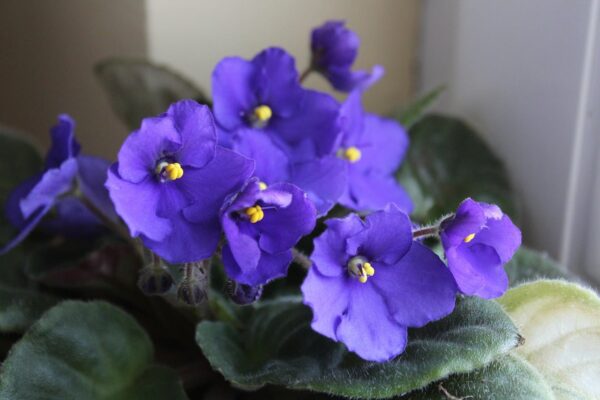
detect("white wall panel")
[420,0,600,282]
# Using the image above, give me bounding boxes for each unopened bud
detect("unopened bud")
[225,279,263,305]
[176,262,209,306]
[137,264,174,295]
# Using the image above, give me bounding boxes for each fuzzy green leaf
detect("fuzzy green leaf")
[95,58,209,130]
[499,280,600,400]
[400,354,554,400]
[0,301,188,400]
[0,247,59,333]
[197,296,519,398]
[397,114,519,223]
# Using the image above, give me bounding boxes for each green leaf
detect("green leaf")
[0,247,59,333]
[499,280,600,400]
[400,354,554,400]
[196,296,520,398]
[397,86,445,129]
[95,58,209,130]
[398,114,519,224]
[505,247,570,286]
[0,126,42,243]
[0,301,188,400]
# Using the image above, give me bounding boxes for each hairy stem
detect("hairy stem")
[299,66,313,83]
[412,225,439,239]
[292,248,312,270]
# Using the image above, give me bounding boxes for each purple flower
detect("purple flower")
[106,100,254,263]
[221,178,316,286]
[337,91,412,212]
[439,198,521,299]
[226,279,263,305]
[301,205,457,361]
[212,47,346,215]
[311,21,384,92]
[1,115,115,254]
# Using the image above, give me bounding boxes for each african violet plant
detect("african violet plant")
[0,20,599,400]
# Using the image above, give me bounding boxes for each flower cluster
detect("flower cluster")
[2,21,522,363]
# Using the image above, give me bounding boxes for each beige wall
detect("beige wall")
[0,0,147,159]
[146,0,419,114]
[0,0,417,159]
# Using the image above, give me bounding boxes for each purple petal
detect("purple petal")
[271,89,341,158]
[212,57,257,130]
[20,159,78,219]
[166,100,216,168]
[301,267,351,340]
[327,65,384,93]
[106,164,172,241]
[4,174,42,229]
[116,116,181,184]
[0,203,51,255]
[336,284,408,362]
[77,155,118,222]
[142,211,221,264]
[358,114,409,175]
[311,214,364,277]
[257,182,316,254]
[340,170,413,213]
[311,20,359,68]
[232,130,291,185]
[289,155,347,216]
[182,147,255,224]
[45,114,80,169]
[339,90,365,144]
[440,198,486,248]
[223,245,292,286]
[41,197,104,237]
[448,243,507,299]
[474,215,521,263]
[257,185,293,209]
[252,48,302,117]
[372,241,457,327]
[346,204,412,265]
[222,216,261,274]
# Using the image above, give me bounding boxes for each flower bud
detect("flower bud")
[176,262,209,306]
[225,279,263,305]
[137,264,174,295]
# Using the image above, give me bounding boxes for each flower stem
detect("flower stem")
[76,192,139,254]
[292,248,312,269]
[299,66,313,83]
[412,226,439,239]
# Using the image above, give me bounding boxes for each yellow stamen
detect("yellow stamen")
[244,205,264,223]
[258,181,268,190]
[464,233,476,243]
[347,256,375,283]
[156,162,184,181]
[342,146,362,163]
[253,105,272,122]
[363,262,375,277]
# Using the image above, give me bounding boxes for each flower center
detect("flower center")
[338,146,362,163]
[244,205,264,223]
[250,105,273,127]
[464,233,476,243]
[347,255,375,283]
[258,181,268,190]
[155,161,184,182]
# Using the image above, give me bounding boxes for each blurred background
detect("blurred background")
[1,0,599,285]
